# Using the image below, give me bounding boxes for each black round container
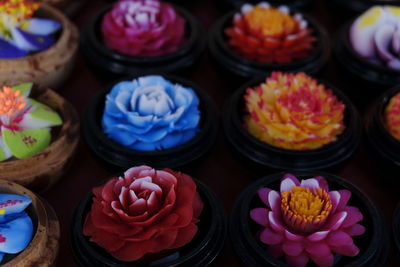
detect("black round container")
[208,9,330,79]
[230,171,389,266]
[365,86,400,168]
[223,77,361,171]
[81,4,205,77]
[335,22,400,87]
[82,75,218,170]
[71,177,226,267]
[331,0,400,14]
[219,0,313,12]
[393,203,400,253]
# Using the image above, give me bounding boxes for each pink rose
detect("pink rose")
[101,0,186,57]
[83,165,203,261]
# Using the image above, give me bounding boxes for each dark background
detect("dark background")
[42,0,400,266]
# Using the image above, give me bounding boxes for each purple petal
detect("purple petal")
[258,187,272,207]
[326,230,352,247]
[282,241,304,256]
[342,207,363,227]
[260,227,283,245]
[314,176,329,191]
[0,39,27,58]
[305,242,331,257]
[300,178,319,190]
[269,211,285,232]
[392,27,400,55]
[388,59,400,70]
[323,211,347,231]
[280,174,300,192]
[329,191,341,213]
[307,230,330,242]
[310,254,334,267]
[343,224,366,236]
[331,243,360,257]
[13,28,55,51]
[285,230,303,241]
[250,208,269,226]
[374,24,396,61]
[336,190,351,211]
[268,190,281,213]
[286,254,309,267]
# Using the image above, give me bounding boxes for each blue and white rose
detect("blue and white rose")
[102,75,201,151]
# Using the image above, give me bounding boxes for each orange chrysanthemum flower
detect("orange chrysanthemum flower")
[244,72,345,150]
[385,92,400,140]
[225,3,316,64]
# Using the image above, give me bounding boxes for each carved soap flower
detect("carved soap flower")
[0,0,61,58]
[102,75,200,151]
[0,83,62,161]
[101,0,186,57]
[385,91,400,140]
[244,72,345,150]
[250,174,365,267]
[350,5,400,70]
[225,2,316,64]
[0,194,33,263]
[83,165,203,261]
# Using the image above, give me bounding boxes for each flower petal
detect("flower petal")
[323,211,347,231]
[268,190,281,213]
[326,231,352,247]
[331,243,360,257]
[336,190,351,211]
[260,227,283,245]
[286,253,309,267]
[310,254,334,267]
[314,176,329,191]
[300,178,319,190]
[343,223,366,236]
[282,241,304,256]
[329,191,341,213]
[280,174,299,192]
[307,230,330,242]
[268,211,285,232]
[342,207,363,227]
[305,242,331,257]
[258,187,272,207]
[250,208,269,226]
[22,18,61,35]
[285,230,303,241]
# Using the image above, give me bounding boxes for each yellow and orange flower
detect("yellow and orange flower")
[225,3,316,64]
[385,92,400,140]
[244,72,346,150]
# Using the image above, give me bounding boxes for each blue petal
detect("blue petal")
[135,76,171,88]
[159,131,183,149]
[0,194,31,223]
[108,81,134,100]
[103,115,153,134]
[0,212,33,254]
[136,127,168,143]
[0,252,4,263]
[125,113,154,129]
[130,141,159,151]
[175,110,200,130]
[23,18,61,35]
[11,28,55,51]
[0,39,27,58]
[105,125,137,146]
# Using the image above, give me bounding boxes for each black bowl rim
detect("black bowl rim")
[70,176,227,267]
[332,0,400,13]
[223,75,361,170]
[82,3,201,64]
[365,86,400,166]
[82,74,218,169]
[220,0,313,11]
[393,202,400,253]
[208,7,330,77]
[230,171,389,267]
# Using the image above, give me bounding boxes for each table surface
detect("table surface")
[41,0,400,266]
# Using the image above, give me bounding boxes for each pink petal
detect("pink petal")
[323,211,347,231]
[375,24,396,62]
[305,242,331,257]
[331,243,360,257]
[280,174,300,192]
[140,181,162,194]
[266,244,284,258]
[282,241,304,256]
[130,177,152,191]
[329,191,341,213]
[326,231,352,247]
[128,198,147,216]
[307,230,330,242]
[146,191,159,214]
[300,178,319,190]
[124,165,153,179]
[342,207,363,227]
[285,230,303,241]
[310,254,334,267]
[258,188,272,207]
[268,190,281,213]
[314,176,329,191]
[286,253,309,267]
[260,227,283,245]
[269,211,285,232]
[336,190,351,211]
[250,208,269,226]
[343,223,366,236]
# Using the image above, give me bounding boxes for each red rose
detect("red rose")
[83,165,203,261]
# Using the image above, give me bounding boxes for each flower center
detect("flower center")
[0,0,39,38]
[244,6,296,37]
[281,186,332,234]
[0,86,26,123]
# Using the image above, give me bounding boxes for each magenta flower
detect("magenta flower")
[250,174,365,267]
[101,0,186,57]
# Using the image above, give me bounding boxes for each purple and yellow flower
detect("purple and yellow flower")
[250,174,365,267]
[0,0,61,58]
